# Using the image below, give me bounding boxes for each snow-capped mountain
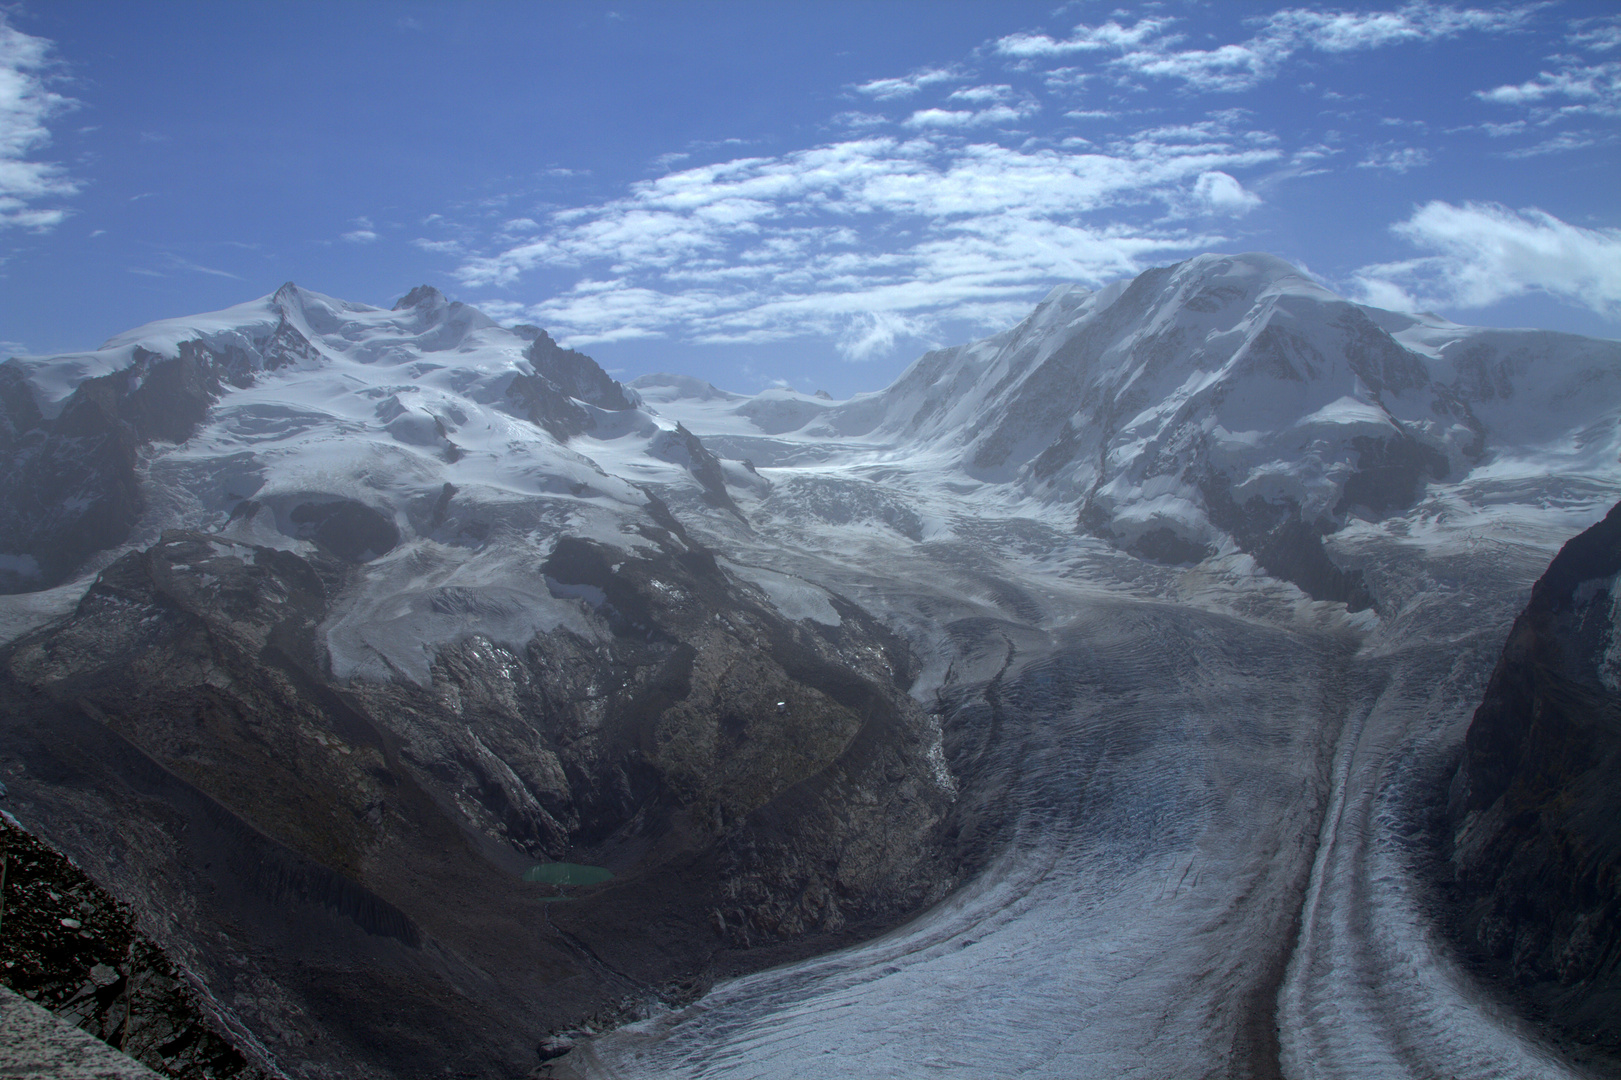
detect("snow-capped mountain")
[5,252,1619,617]
[644,252,1621,607]
[3,254,1620,1079]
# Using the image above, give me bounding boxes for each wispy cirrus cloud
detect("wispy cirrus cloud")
[0,14,78,231]
[852,66,960,101]
[452,127,1276,356]
[1476,59,1621,117]
[1357,146,1431,172]
[998,4,1538,93]
[1351,202,1621,316]
[341,216,378,243]
[126,252,242,280]
[1568,16,1621,52]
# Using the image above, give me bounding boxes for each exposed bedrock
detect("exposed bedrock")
[1448,499,1621,1051]
[0,513,956,1077]
[0,340,256,594]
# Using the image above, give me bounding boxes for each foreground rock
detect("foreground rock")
[1448,500,1621,1052]
[0,814,268,1078]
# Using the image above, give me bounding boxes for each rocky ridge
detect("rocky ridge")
[1449,500,1621,1052]
[0,813,269,1079]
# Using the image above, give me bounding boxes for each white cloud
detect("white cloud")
[1351,202,1621,316]
[832,110,889,129]
[341,215,377,242]
[948,84,1014,104]
[1261,4,1533,53]
[853,67,958,100]
[1192,171,1262,215]
[0,15,77,231]
[837,311,929,361]
[1570,18,1621,52]
[445,129,1269,355]
[1476,60,1621,116]
[473,299,527,322]
[994,18,1173,58]
[1005,5,1537,94]
[903,102,1038,129]
[1357,146,1431,172]
[1503,130,1615,157]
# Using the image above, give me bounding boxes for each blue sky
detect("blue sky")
[1,1,1618,397]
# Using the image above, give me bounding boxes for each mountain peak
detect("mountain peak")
[393,285,447,311]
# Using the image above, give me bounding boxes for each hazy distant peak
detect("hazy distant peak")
[629,373,746,403]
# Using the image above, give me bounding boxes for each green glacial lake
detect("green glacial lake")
[522,862,614,886]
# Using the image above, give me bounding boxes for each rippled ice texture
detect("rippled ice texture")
[568,487,1603,1080]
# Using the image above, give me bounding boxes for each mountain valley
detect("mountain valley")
[2,252,1619,1078]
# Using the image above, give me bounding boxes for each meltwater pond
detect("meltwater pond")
[523,863,615,886]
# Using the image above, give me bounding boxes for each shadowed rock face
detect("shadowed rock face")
[525,330,636,412]
[1449,500,1621,1050]
[287,499,400,562]
[0,343,248,594]
[0,816,270,1079]
[503,330,639,442]
[0,512,957,1078]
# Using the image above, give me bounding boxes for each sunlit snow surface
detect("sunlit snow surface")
[7,256,1621,1076]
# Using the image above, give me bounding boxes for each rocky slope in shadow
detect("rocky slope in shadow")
[0,512,956,1077]
[0,814,270,1079]
[1448,500,1621,1053]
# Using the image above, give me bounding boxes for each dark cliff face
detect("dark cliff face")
[1448,500,1621,1050]
[505,331,638,442]
[0,335,265,595]
[0,345,239,594]
[0,510,957,1077]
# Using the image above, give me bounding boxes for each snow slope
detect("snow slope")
[645,253,1621,567]
[3,283,737,680]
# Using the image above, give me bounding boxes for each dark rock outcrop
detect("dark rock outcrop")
[503,331,637,442]
[0,511,957,1076]
[0,816,271,1079]
[661,424,744,518]
[286,498,400,562]
[1448,500,1621,1050]
[0,366,144,593]
[526,330,636,412]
